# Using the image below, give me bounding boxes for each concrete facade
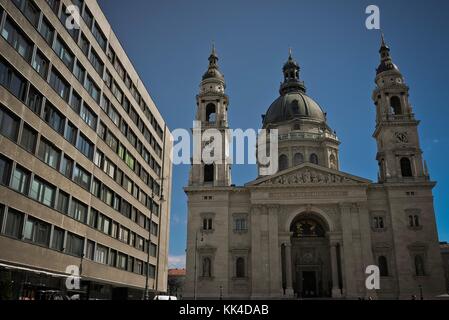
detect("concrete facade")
[0,0,171,299]
[184,41,446,299]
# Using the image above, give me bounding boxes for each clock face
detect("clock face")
[395,132,408,143]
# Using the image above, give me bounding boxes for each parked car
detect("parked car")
[153,295,178,300]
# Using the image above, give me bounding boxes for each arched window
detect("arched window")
[415,255,425,276]
[414,215,420,227]
[390,96,402,115]
[400,157,413,177]
[378,256,389,277]
[293,153,304,166]
[206,103,216,123]
[279,154,288,171]
[236,257,245,278]
[204,164,214,182]
[310,153,318,165]
[202,257,212,277]
[329,154,337,170]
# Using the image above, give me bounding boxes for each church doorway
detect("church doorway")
[301,271,317,297]
[289,214,332,298]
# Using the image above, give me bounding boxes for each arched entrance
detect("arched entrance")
[289,214,332,298]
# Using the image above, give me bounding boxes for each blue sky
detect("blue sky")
[98,0,449,268]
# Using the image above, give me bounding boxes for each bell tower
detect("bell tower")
[189,45,231,187]
[372,34,428,183]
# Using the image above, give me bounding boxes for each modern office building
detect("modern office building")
[0,0,172,299]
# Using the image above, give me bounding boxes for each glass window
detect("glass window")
[0,155,12,186]
[80,104,97,130]
[107,104,120,127]
[234,217,248,231]
[88,208,98,228]
[151,222,158,237]
[69,198,88,223]
[110,222,118,238]
[21,0,40,27]
[85,240,94,260]
[30,176,56,207]
[0,58,27,101]
[60,155,73,179]
[134,259,143,275]
[103,157,115,179]
[74,61,85,84]
[95,244,108,264]
[103,69,112,88]
[51,227,64,251]
[73,164,91,190]
[92,22,107,51]
[111,81,123,104]
[117,253,127,270]
[10,165,30,195]
[5,208,24,238]
[148,264,156,279]
[32,49,49,79]
[26,85,43,115]
[43,101,65,134]
[66,232,83,257]
[70,90,82,114]
[118,226,129,243]
[20,123,37,153]
[88,48,103,76]
[39,16,54,45]
[109,249,116,267]
[2,17,33,62]
[114,58,125,80]
[24,216,51,246]
[101,185,113,206]
[136,236,144,251]
[57,190,69,214]
[53,36,74,70]
[125,152,135,170]
[64,121,77,145]
[91,178,101,197]
[150,243,157,257]
[84,76,100,103]
[38,138,61,169]
[76,134,93,159]
[98,214,110,234]
[93,150,103,167]
[49,68,70,102]
[79,32,89,56]
[82,5,93,29]
[105,131,118,153]
[0,105,20,141]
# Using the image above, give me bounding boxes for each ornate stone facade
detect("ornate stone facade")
[184,41,446,299]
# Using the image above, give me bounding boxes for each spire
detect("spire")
[202,43,224,81]
[280,48,306,95]
[376,32,399,75]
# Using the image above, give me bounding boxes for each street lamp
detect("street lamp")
[144,176,166,300]
[193,228,204,300]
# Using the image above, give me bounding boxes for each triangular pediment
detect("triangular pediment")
[246,163,371,187]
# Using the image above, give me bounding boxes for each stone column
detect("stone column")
[340,203,357,298]
[330,242,341,297]
[284,242,294,296]
[268,205,281,297]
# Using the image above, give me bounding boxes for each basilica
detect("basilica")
[184,37,446,299]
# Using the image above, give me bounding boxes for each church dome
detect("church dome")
[263,91,326,126]
[263,50,326,127]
